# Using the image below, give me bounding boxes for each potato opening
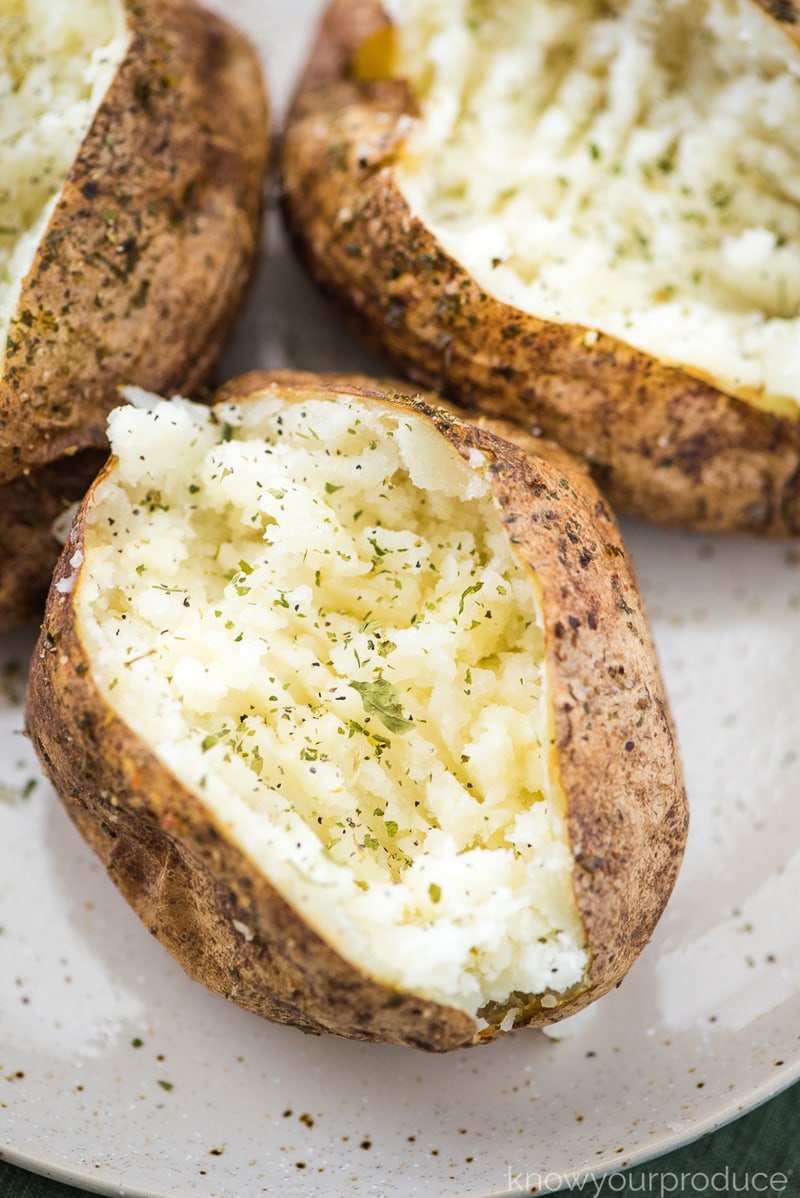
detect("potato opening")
[75,389,587,1017]
[390,0,800,415]
[0,0,130,353]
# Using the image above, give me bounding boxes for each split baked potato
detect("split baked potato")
[0,0,268,628]
[27,370,687,1051]
[282,0,800,536]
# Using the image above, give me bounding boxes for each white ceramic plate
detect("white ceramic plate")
[2,3,800,1195]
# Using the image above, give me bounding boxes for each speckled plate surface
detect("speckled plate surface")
[2,2,800,1195]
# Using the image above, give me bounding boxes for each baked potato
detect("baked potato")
[0,0,268,628]
[282,0,800,536]
[26,370,686,1051]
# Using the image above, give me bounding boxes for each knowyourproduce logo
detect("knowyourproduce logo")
[505,1166,790,1196]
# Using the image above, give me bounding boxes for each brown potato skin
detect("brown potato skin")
[0,449,107,626]
[281,0,800,538]
[755,0,800,39]
[26,370,687,1051]
[0,0,269,628]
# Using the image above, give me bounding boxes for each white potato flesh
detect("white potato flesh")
[0,0,130,352]
[391,0,800,415]
[75,390,587,1016]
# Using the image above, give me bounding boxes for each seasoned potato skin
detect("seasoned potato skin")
[26,370,687,1051]
[281,0,800,537]
[0,0,268,627]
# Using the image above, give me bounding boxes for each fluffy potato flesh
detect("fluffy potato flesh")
[390,0,800,415]
[0,0,130,345]
[74,390,587,1018]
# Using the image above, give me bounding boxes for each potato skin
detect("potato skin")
[281,0,800,537]
[0,449,107,627]
[26,370,687,1051]
[0,0,269,627]
[755,0,800,37]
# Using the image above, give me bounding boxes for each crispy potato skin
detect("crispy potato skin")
[0,0,269,627]
[26,371,687,1051]
[755,0,800,38]
[281,0,800,538]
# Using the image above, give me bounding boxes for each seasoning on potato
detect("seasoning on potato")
[282,0,800,536]
[0,0,269,628]
[26,371,686,1050]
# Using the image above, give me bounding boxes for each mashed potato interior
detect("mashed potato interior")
[390,0,800,414]
[75,391,587,1017]
[0,0,130,353]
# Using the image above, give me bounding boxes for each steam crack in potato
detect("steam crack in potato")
[392,0,800,414]
[0,0,130,345]
[76,391,587,1014]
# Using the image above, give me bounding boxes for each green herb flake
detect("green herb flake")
[429,883,442,904]
[458,581,483,615]
[350,679,413,735]
[709,182,734,209]
[157,1079,174,1092]
[325,482,344,494]
[384,820,399,838]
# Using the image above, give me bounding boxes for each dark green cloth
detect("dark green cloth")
[1,1082,797,1196]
